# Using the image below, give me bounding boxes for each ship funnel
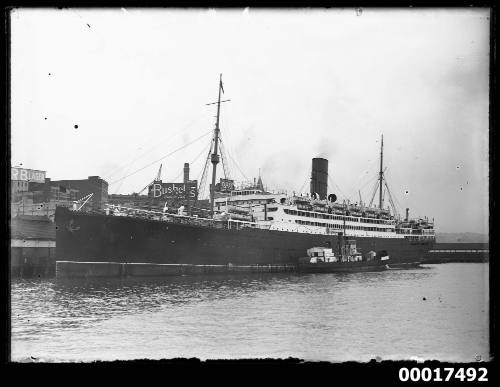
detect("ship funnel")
[184,163,190,184]
[310,158,328,200]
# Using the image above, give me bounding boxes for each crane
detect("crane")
[137,164,163,195]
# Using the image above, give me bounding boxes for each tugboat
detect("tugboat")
[297,201,390,273]
[297,237,389,273]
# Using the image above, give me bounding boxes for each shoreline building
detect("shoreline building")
[10,167,109,277]
[27,175,108,211]
[11,167,109,215]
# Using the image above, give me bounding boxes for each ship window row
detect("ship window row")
[220,202,278,210]
[231,190,260,196]
[223,200,279,207]
[407,235,435,240]
[295,219,393,232]
[397,229,435,235]
[225,199,269,205]
[285,208,391,224]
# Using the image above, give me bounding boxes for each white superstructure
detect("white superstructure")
[214,186,434,240]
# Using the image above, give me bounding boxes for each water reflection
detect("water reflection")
[12,273,296,334]
[11,264,489,362]
[12,268,433,335]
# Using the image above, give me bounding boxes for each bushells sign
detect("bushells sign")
[148,182,198,200]
[11,168,46,183]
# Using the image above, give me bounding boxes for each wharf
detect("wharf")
[422,243,489,264]
[10,215,56,277]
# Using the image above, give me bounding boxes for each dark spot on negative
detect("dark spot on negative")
[44,117,47,120]
[74,125,78,129]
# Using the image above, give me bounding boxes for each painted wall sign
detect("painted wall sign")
[148,182,198,200]
[11,168,46,183]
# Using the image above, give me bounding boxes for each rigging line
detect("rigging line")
[217,138,227,180]
[345,165,379,198]
[348,167,374,192]
[198,140,214,199]
[384,171,402,214]
[219,138,232,180]
[219,141,228,179]
[217,129,248,183]
[198,155,212,199]
[218,115,237,175]
[392,188,403,212]
[346,173,380,202]
[358,176,377,200]
[224,133,243,182]
[197,140,214,183]
[367,167,387,207]
[113,159,136,195]
[170,171,183,184]
[226,152,243,181]
[195,140,214,181]
[110,129,213,186]
[297,175,309,195]
[166,141,211,183]
[327,174,348,200]
[368,178,380,208]
[103,111,209,180]
[384,179,399,216]
[226,151,249,182]
[391,193,403,212]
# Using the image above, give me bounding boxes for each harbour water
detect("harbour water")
[10,263,489,362]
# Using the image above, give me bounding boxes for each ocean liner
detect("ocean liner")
[55,75,435,269]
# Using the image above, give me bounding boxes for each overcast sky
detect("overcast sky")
[10,8,489,234]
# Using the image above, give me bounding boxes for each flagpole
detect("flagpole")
[210,74,223,217]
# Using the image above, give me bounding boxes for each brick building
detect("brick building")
[28,176,108,210]
[51,176,108,209]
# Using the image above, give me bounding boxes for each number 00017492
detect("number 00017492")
[399,367,488,382]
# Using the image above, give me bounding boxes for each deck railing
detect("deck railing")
[98,204,270,231]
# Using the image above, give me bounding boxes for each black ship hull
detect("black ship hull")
[55,207,434,266]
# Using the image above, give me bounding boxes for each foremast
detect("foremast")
[210,74,224,216]
[378,134,384,209]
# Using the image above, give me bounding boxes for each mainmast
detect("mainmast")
[210,74,224,216]
[378,134,384,209]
